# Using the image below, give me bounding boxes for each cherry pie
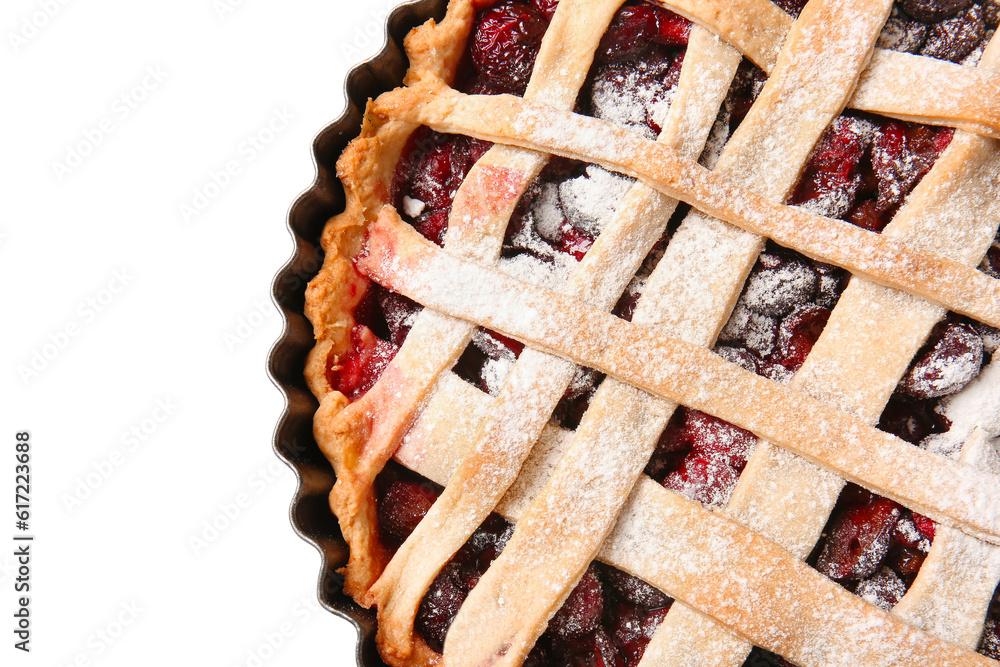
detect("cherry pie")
[303,0,1000,664]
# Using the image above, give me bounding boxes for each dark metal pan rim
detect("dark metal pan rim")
[266,1,448,665]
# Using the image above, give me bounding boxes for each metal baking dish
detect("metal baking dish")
[267,1,448,664]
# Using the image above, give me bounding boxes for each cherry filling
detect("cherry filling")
[471,1,549,93]
[335,0,1000,663]
[812,487,934,599]
[376,461,672,667]
[787,114,954,232]
[391,128,494,246]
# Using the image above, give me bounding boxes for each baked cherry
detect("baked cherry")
[898,0,971,22]
[817,497,901,580]
[559,165,636,236]
[549,566,604,637]
[772,0,809,16]
[773,304,831,372]
[854,568,906,611]
[645,410,689,480]
[684,409,756,468]
[877,396,940,444]
[982,245,1000,279]
[598,5,689,62]
[662,453,739,508]
[719,304,779,357]
[756,358,795,385]
[555,224,594,260]
[523,642,551,667]
[329,325,398,401]
[589,52,681,137]
[911,512,936,541]
[715,345,761,376]
[743,649,798,667]
[885,546,927,576]
[603,567,671,610]
[899,321,983,399]
[877,14,929,53]
[724,63,768,129]
[920,4,985,62]
[813,262,847,308]
[789,116,869,218]
[846,197,886,232]
[891,513,929,550]
[532,0,559,20]
[554,627,622,667]
[377,288,421,347]
[473,328,525,361]
[409,139,463,211]
[413,210,450,246]
[416,562,469,652]
[456,514,513,567]
[870,122,950,213]
[988,0,1000,28]
[405,134,490,207]
[608,604,668,667]
[402,134,492,244]
[744,259,819,318]
[981,619,1000,659]
[471,1,547,93]
[839,485,876,507]
[378,479,439,544]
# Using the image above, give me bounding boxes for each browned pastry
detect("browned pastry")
[304,0,1000,664]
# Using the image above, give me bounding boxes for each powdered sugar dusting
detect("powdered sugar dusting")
[558,165,635,236]
[589,59,677,140]
[497,251,575,292]
[923,360,1000,459]
[528,181,564,242]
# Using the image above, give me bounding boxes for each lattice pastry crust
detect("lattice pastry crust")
[305,0,1000,665]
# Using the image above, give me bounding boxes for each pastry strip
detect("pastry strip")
[389,373,996,666]
[370,22,740,665]
[370,87,1000,329]
[442,1,891,663]
[651,0,1000,137]
[359,214,1000,546]
[894,426,1000,648]
[320,147,533,599]
[318,0,617,605]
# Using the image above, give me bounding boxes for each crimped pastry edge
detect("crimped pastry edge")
[300,1,476,665]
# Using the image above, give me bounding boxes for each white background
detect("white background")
[0,0,405,664]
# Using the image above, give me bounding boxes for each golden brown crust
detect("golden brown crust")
[367,347,998,667]
[302,0,478,650]
[309,2,1000,665]
[305,0,476,394]
[360,213,999,666]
